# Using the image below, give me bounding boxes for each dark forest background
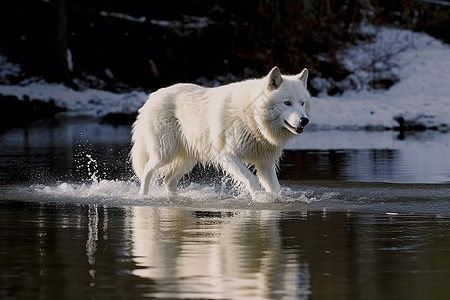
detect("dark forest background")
[1,0,449,95]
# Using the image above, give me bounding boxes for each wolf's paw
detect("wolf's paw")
[252,191,283,203]
[139,184,149,196]
[166,189,178,198]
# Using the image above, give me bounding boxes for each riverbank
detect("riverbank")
[1,26,450,131]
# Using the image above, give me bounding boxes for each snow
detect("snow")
[150,16,212,29]
[100,11,146,23]
[0,81,148,117]
[304,26,450,130]
[0,54,21,84]
[1,26,450,129]
[98,11,212,28]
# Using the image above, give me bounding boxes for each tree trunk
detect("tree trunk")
[48,0,72,86]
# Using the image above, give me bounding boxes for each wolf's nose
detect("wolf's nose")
[300,117,309,126]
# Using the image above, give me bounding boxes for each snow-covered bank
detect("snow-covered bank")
[0,82,148,117]
[1,27,450,130]
[310,26,450,130]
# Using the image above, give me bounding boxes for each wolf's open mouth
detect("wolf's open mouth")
[284,120,304,134]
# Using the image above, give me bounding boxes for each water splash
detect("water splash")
[29,177,336,210]
[11,178,450,215]
[27,144,335,208]
[86,154,99,183]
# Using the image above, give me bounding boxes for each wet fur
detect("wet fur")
[131,67,311,199]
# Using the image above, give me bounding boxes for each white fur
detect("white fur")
[131,67,311,199]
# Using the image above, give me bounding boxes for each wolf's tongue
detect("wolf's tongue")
[296,127,304,134]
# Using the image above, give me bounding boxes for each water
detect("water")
[1,119,450,299]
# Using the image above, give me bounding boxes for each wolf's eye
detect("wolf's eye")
[301,102,305,106]
[284,101,292,106]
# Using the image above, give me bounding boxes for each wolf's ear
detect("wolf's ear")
[267,67,283,90]
[297,68,308,88]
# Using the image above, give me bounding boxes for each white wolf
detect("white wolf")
[131,67,311,199]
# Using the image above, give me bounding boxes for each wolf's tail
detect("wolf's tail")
[130,119,149,181]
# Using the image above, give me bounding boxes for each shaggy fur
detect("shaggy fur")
[131,67,311,198]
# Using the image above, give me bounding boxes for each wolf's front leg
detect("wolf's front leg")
[219,154,262,197]
[255,163,281,194]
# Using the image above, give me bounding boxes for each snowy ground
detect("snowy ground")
[1,26,450,130]
[312,27,450,130]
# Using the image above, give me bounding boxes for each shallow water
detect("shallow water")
[1,119,450,299]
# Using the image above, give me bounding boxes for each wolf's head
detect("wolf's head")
[253,67,311,145]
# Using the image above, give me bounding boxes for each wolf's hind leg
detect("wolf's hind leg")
[140,158,163,195]
[140,125,180,195]
[164,159,197,194]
